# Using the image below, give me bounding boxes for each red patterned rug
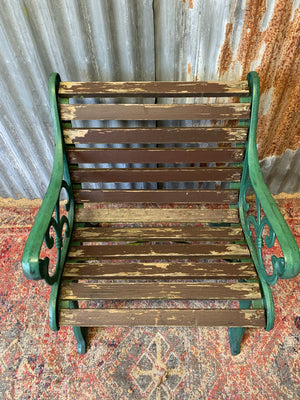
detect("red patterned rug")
[0,196,299,400]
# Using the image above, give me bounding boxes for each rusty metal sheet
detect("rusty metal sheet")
[0,0,298,198]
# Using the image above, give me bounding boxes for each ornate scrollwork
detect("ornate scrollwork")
[240,165,285,286]
[39,180,72,285]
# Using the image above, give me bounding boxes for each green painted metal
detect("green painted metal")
[22,73,75,331]
[70,301,88,354]
[239,71,300,330]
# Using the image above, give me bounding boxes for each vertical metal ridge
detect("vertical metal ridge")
[0,0,298,199]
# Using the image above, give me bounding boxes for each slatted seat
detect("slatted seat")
[57,77,263,340]
[22,72,300,355]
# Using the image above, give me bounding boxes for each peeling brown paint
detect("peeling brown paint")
[218,0,300,159]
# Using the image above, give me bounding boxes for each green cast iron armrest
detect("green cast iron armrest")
[239,72,300,285]
[22,73,74,284]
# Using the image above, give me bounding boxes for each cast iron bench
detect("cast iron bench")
[22,72,299,354]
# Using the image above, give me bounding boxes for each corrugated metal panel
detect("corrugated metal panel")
[0,0,299,199]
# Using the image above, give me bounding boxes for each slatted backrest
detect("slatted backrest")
[58,81,250,205]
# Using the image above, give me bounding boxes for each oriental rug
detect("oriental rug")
[0,196,299,399]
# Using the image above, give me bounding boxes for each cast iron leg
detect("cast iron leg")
[228,327,246,356]
[73,326,88,354]
[70,300,88,354]
[228,299,251,355]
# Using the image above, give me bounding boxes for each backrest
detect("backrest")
[58,80,250,206]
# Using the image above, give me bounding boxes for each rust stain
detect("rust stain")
[218,22,234,75]
[182,0,194,9]
[218,0,300,159]
[187,62,192,76]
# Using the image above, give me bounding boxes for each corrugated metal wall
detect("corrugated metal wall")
[0,0,299,199]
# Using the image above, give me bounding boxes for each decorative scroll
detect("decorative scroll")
[239,162,285,286]
[39,180,72,285]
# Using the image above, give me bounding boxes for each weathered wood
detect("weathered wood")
[63,127,249,144]
[66,148,245,164]
[71,226,244,241]
[59,80,250,98]
[62,261,257,280]
[70,167,242,183]
[59,308,265,327]
[73,189,239,204]
[75,207,239,223]
[60,281,261,300]
[67,243,250,260]
[59,103,251,121]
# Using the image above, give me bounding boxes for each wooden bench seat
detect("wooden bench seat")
[22,72,300,355]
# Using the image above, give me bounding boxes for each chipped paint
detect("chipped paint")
[63,129,88,144]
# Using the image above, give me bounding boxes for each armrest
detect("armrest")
[22,73,74,283]
[239,72,300,285]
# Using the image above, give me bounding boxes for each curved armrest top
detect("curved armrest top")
[22,73,64,280]
[246,71,300,279]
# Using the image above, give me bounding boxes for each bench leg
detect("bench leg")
[70,301,88,354]
[228,327,246,356]
[73,326,88,354]
[228,299,251,355]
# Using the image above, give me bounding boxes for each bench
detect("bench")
[22,71,300,355]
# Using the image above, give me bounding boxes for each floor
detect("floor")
[0,195,299,400]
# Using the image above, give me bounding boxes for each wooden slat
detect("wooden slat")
[59,308,265,327]
[59,81,250,98]
[60,281,261,300]
[59,103,251,121]
[67,243,250,260]
[75,208,239,223]
[71,226,244,242]
[66,148,245,164]
[73,189,239,204]
[70,167,242,183]
[63,127,248,144]
[73,190,240,204]
[63,261,257,280]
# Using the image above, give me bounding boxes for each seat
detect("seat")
[22,72,300,354]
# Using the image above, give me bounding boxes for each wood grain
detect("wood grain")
[63,127,248,144]
[70,167,242,183]
[71,226,244,241]
[60,103,251,121]
[74,207,239,223]
[66,148,245,164]
[67,243,250,260]
[60,281,261,301]
[73,189,239,204]
[59,80,250,98]
[59,308,265,327]
[62,261,257,280]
